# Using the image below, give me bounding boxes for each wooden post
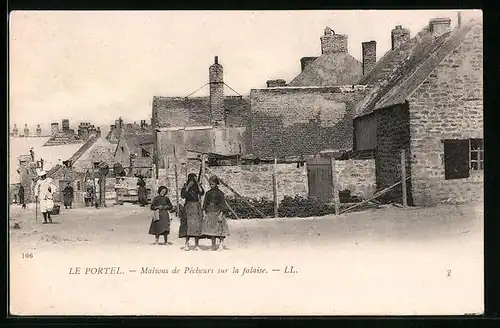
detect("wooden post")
[173,146,180,213]
[272,157,278,218]
[330,156,340,215]
[200,154,206,189]
[400,149,408,207]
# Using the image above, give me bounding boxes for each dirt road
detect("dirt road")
[9,201,483,316]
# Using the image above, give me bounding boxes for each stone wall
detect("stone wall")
[375,103,412,203]
[250,86,367,158]
[407,23,483,205]
[161,159,376,206]
[335,159,376,199]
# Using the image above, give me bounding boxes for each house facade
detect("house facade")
[353,17,483,205]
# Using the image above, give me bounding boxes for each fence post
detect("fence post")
[173,146,180,213]
[330,156,340,215]
[400,149,407,207]
[272,157,278,218]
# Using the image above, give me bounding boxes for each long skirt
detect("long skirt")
[201,211,229,237]
[39,199,54,213]
[138,187,148,205]
[149,210,170,236]
[186,201,203,237]
[63,194,73,207]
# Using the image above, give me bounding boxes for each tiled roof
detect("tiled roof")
[355,20,479,117]
[288,53,362,87]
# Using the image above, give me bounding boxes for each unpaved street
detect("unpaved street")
[9,201,483,316]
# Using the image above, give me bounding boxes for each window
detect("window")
[141,148,150,157]
[443,138,484,180]
[469,139,484,171]
[121,147,124,152]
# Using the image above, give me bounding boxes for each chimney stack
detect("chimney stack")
[391,25,411,50]
[266,79,287,88]
[209,56,225,125]
[36,124,42,137]
[13,124,18,137]
[62,119,70,132]
[320,27,348,54]
[429,17,451,37]
[24,124,29,137]
[51,122,59,135]
[362,41,377,76]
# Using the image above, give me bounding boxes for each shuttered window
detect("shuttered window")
[443,139,470,180]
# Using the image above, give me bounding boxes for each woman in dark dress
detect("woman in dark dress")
[137,176,148,207]
[62,182,74,209]
[201,175,230,251]
[149,186,174,245]
[180,173,205,251]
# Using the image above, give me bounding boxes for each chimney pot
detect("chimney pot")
[320,28,348,54]
[214,56,218,64]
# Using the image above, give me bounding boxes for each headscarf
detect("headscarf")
[157,186,168,196]
[187,173,197,182]
[208,175,220,185]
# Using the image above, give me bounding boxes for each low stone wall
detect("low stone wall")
[160,159,376,205]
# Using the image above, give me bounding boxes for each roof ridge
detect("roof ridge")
[375,23,476,109]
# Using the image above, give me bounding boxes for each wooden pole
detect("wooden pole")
[173,146,180,213]
[200,154,206,189]
[400,149,408,207]
[272,157,278,218]
[330,156,340,215]
[204,169,267,218]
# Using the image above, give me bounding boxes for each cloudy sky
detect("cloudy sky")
[9,10,481,133]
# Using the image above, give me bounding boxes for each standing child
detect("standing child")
[149,186,174,245]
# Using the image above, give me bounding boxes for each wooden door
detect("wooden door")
[307,157,333,202]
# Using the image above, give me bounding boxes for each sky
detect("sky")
[9,10,481,134]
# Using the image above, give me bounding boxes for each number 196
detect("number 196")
[22,253,33,259]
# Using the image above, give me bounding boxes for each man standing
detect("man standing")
[34,170,57,224]
[62,182,74,209]
[18,185,26,209]
[137,175,148,207]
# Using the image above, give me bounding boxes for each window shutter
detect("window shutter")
[444,140,470,180]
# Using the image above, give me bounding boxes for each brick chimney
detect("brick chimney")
[300,57,318,71]
[266,79,287,88]
[429,17,451,37]
[62,119,70,132]
[209,56,225,125]
[362,41,377,76]
[391,25,411,50]
[36,124,42,137]
[13,124,18,137]
[24,124,29,137]
[51,122,59,135]
[320,27,348,54]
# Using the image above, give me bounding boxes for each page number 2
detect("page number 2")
[446,269,451,277]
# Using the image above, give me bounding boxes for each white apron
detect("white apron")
[35,178,57,213]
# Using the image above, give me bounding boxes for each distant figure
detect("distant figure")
[201,175,230,251]
[137,175,148,207]
[18,185,26,209]
[149,186,174,245]
[29,148,35,162]
[62,182,74,209]
[180,173,205,251]
[85,185,95,207]
[34,170,57,224]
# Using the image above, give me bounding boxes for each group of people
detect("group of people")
[148,173,229,251]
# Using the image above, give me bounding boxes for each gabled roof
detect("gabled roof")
[355,19,480,118]
[288,53,362,87]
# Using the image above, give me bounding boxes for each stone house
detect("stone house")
[353,17,483,205]
[113,131,154,177]
[249,27,374,158]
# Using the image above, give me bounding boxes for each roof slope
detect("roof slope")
[288,53,362,87]
[355,20,479,117]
